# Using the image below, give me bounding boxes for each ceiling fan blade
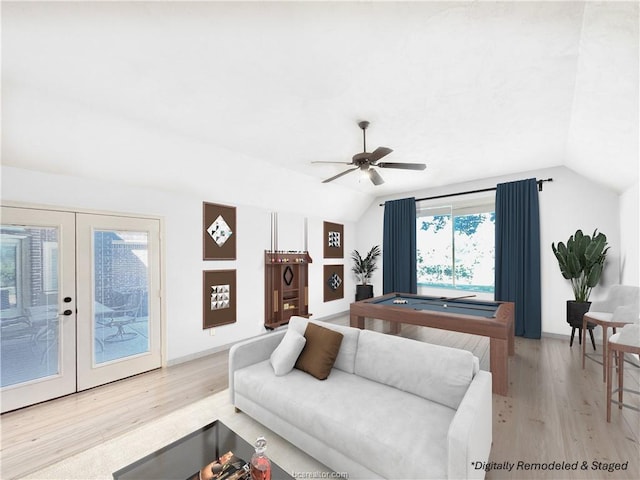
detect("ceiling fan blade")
[376,162,426,171]
[311,161,354,165]
[367,146,393,163]
[322,167,359,183]
[368,168,385,186]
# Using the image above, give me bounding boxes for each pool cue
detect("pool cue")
[414,294,477,305]
[439,294,477,301]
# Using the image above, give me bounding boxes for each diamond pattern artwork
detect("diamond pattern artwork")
[327,272,342,291]
[210,284,230,310]
[323,222,343,259]
[323,264,344,302]
[207,215,233,247]
[328,231,341,248]
[283,266,294,286]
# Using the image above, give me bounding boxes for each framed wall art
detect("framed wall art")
[323,221,344,259]
[203,269,237,329]
[203,202,236,260]
[323,264,344,302]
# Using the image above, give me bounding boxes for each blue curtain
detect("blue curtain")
[383,197,417,294]
[495,178,541,339]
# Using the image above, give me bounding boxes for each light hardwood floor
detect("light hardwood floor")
[2,317,639,479]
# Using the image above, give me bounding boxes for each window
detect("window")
[416,199,495,293]
[0,237,22,312]
[42,241,59,293]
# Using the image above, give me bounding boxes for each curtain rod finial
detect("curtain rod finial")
[538,178,553,191]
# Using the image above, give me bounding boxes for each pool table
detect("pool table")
[350,292,515,395]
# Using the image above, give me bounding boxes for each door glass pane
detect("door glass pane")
[94,230,150,365]
[1,226,60,387]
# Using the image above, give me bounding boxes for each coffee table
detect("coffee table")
[113,420,292,480]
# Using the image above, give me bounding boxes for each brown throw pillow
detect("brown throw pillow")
[295,322,344,380]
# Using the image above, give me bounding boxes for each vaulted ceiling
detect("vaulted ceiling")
[2,1,638,218]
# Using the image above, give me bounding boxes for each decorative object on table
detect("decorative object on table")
[551,229,609,346]
[196,450,249,480]
[203,202,236,260]
[351,245,381,301]
[323,264,344,302]
[323,221,344,258]
[264,251,312,330]
[250,437,271,480]
[203,270,236,329]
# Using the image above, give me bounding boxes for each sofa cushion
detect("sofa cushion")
[234,361,453,479]
[270,328,306,376]
[289,316,360,374]
[354,329,476,409]
[294,323,343,380]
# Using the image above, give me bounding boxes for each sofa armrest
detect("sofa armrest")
[228,329,286,404]
[447,370,493,479]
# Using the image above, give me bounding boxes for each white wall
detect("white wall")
[0,166,356,362]
[619,182,639,286]
[356,166,625,336]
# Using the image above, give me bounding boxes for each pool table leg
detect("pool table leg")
[508,317,515,356]
[389,321,401,335]
[350,314,365,329]
[490,337,509,396]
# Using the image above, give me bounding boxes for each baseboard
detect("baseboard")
[541,330,603,343]
[166,342,233,366]
[314,310,350,323]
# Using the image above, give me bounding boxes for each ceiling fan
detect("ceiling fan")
[312,120,426,185]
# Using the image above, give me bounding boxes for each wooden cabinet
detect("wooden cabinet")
[264,251,312,329]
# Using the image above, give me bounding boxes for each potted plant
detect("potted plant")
[351,245,381,301]
[551,229,609,342]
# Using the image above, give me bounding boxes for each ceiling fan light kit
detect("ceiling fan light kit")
[312,120,427,185]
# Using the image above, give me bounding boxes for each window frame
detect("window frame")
[416,194,496,296]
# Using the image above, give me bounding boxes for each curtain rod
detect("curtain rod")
[379,178,553,206]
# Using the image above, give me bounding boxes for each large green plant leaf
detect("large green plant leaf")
[552,242,574,278]
[586,263,603,287]
[566,254,582,278]
[575,235,590,268]
[585,232,607,264]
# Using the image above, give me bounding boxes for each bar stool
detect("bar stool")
[606,324,640,422]
[582,285,640,382]
[582,311,635,382]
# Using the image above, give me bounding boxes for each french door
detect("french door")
[76,213,161,391]
[0,206,162,412]
[0,208,76,412]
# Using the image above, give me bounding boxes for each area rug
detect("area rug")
[20,389,330,479]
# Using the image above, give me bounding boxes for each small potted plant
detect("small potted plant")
[351,245,381,301]
[551,229,609,342]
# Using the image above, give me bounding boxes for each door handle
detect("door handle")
[59,309,73,316]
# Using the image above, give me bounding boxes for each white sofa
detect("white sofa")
[229,316,492,479]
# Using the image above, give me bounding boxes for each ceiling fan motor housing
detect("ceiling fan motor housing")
[352,153,371,164]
